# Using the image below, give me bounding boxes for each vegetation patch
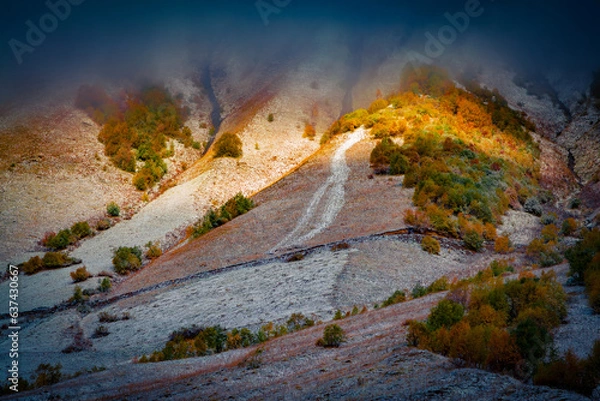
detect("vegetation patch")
[76,85,193,190]
[408,270,567,380]
[112,246,142,275]
[1,363,106,394]
[565,228,600,312]
[70,266,92,283]
[316,324,345,348]
[335,66,540,250]
[214,132,243,158]
[421,235,440,255]
[534,342,600,396]
[139,313,314,363]
[333,305,368,319]
[191,192,254,238]
[106,202,120,217]
[22,252,80,275]
[411,276,450,299]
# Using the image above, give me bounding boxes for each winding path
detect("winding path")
[270,128,365,252]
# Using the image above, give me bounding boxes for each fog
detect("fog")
[1,0,599,105]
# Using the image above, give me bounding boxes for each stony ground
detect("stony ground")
[4,271,588,401]
[1,49,598,399]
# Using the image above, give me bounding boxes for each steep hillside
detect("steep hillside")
[3,65,599,400]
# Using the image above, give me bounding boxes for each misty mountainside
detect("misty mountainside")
[1,1,600,400]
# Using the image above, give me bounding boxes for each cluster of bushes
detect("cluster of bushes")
[407,270,567,379]
[411,276,450,299]
[68,276,112,305]
[494,235,514,254]
[191,192,254,238]
[1,363,106,394]
[565,228,600,312]
[42,221,92,251]
[139,313,315,363]
[526,224,563,268]
[77,85,194,190]
[213,132,243,158]
[405,207,498,252]
[373,276,450,309]
[22,252,79,275]
[324,66,541,251]
[534,342,600,396]
[112,246,142,275]
[333,305,368,319]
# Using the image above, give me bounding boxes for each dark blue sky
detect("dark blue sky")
[1,0,599,102]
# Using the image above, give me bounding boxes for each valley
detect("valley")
[0,37,599,400]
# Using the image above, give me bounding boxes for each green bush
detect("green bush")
[286,313,315,332]
[390,153,410,175]
[22,256,44,275]
[541,224,559,243]
[106,202,120,217]
[317,324,345,347]
[368,98,389,114]
[561,218,579,236]
[421,235,441,255]
[214,132,243,158]
[489,259,514,276]
[132,158,167,191]
[70,266,91,283]
[46,229,75,250]
[98,277,112,293]
[42,252,70,268]
[381,290,406,307]
[96,218,111,231]
[71,221,92,239]
[191,193,254,238]
[145,241,162,259]
[412,283,428,299]
[540,213,558,225]
[370,137,401,173]
[566,228,600,279]
[33,363,62,388]
[428,276,450,292]
[267,113,274,122]
[512,318,551,364]
[112,246,142,275]
[70,286,87,303]
[427,299,464,331]
[524,197,542,216]
[464,230,484,252]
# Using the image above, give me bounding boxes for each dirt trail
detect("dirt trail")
[271,128,366,252]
